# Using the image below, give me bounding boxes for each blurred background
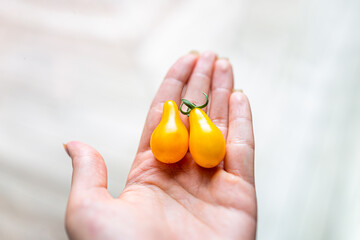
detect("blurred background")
[0,0,359,239]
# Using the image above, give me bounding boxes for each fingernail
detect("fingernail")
[233,89,243,93]
[63,143,70,157]
[189,50,199,56]
[219,57,229,61]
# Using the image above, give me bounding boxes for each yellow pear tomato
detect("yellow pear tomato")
[150,100,189,163]
[180,93,226,168]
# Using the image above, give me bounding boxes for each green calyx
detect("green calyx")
[180,92,209,116]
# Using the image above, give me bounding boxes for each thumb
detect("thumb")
[64,141,108,195]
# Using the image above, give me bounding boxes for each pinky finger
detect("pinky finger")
[225,91,255,184]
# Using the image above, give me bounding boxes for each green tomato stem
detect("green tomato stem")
[180,92,209,116]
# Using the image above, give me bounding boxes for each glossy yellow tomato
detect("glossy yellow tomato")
[180,93,226,168]
[188,108,226,168]
[150,100,189,163]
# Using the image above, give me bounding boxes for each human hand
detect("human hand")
[65,51,257,240]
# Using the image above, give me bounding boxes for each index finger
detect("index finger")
[137,53,198,153]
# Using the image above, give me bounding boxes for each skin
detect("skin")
[65,51,257,240]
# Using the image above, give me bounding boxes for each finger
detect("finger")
[180,51,217,127]
[209,59,234,140]
[65,141,108,195]
[137,53,198,153]
[225,92,255,184]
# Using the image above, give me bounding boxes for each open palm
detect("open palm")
[65,52,257,240]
